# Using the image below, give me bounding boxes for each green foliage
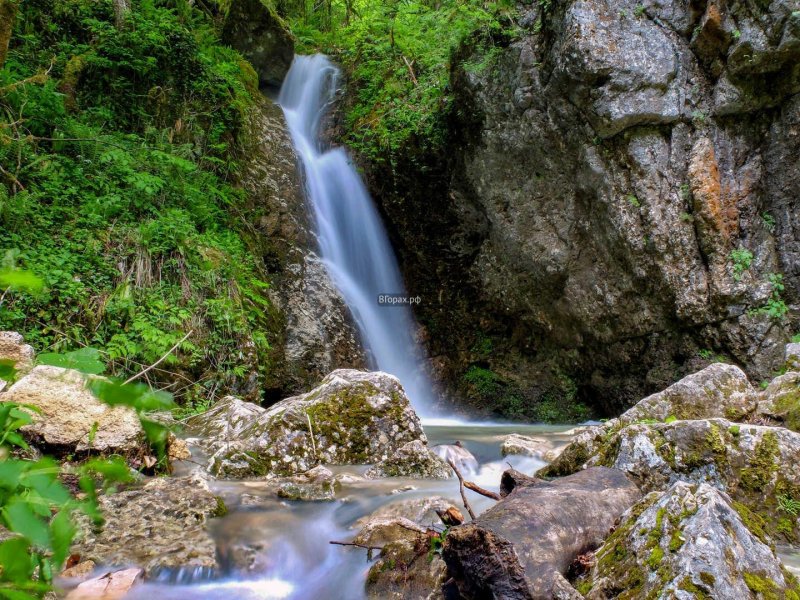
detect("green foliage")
[428,527,448,560]
[0,332,175,597]
[793,333,800,343]
[759,273,789,321]
[730,248,753,281]
[462,364,591,423]
[286,0,517,165]
[0,0,273,405]
[762,212,776,232]
[778,494,800,517]
[627,194,641,208]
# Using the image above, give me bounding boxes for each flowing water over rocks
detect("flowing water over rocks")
[118,423,573,600]
[278,54,438,417]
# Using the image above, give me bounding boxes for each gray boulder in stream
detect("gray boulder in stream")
[580,482,799,599]
[441,467,642,599]
[541,363,757,477]
[188,369,426,477]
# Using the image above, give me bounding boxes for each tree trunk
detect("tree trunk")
[0,0,19,70]
[113,0,130,29]
[442,467,642,600]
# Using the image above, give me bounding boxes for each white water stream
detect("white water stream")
[278,54,437,417]
[123,424,573,600]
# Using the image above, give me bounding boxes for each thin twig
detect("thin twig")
[306,412,318,459]
[124,330,193,385]
[402,56,418,87]
[329,540,382,551]
[448,459,476,520]
[464,480,501,501]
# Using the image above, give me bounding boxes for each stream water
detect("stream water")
[126,424,575,599]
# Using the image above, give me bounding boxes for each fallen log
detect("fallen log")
[442,467,642,600]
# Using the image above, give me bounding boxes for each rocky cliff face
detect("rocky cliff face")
[239,97,364,402]
[372,0,800,417]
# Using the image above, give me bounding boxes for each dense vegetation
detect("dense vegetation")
[0,0,271,409]
[282,0,518,167]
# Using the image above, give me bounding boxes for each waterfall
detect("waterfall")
[279,54,435,417]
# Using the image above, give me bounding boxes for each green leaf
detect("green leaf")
[81,457,135,486]
[3,500,51,549]
[88,379,173,411]
[0,461,25,489]
[50,509,76,570]
[38,348,106,375]
[0,359,17,382]
[0,537,34,582]
[0,269,43,292]
[0,588,41,600]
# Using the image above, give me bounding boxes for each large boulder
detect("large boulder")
[441,467,641,599]
[72,474,223,576]
[1,366,146,456]
[189,370,426,477]
[222,0,294,88]
[617,363,757,424]
[580,418,800,542]
[365,440,451,480]
[541,363,757,477]
[580,482,799,599]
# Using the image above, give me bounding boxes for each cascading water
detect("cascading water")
[279,54,436,416]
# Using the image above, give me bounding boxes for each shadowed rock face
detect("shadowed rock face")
[223,0,294,89]
[441,467,642,599]
[363,0,800,418]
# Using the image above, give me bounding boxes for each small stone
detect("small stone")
[166,433,191,462]
[0,331,35,377]
[65,568,143,600]
[786,343,800,371]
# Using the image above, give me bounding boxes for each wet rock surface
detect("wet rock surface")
[585,418,800,541]
[501,433,562,461]
[189,369,426,477]
[441,467,642,599]
[1,366,146,456]
[71,474,222,576]
[365,440,451,480]
[355,518,446,600]
[581,482,799,599]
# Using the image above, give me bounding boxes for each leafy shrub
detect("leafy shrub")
[0,0,272,405]
[730,248,753,281]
